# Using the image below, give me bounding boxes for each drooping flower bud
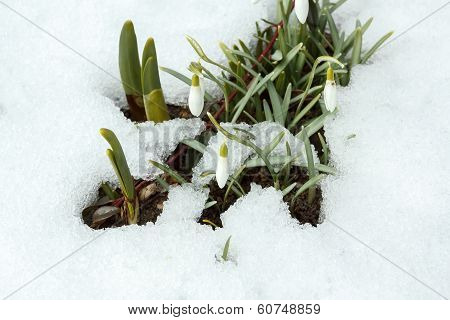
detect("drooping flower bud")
[216,142,229,189]
[188,74,204,117]
[323,67,337,112]
[295,0,309,24]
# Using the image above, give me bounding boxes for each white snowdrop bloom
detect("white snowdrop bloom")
[323,66,337,112]
[198,73,205,96]
[216,142,229,189]
[188,74,204,117]
[295,0,309,24]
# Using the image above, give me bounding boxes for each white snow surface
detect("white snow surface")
[1,0,450,299]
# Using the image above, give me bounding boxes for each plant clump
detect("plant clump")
[84,0,392,236]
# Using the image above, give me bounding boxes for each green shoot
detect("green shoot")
[99,128,138,224]
[119,20,169,122]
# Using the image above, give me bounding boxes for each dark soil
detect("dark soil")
[82,166,322,230]
[82,180,170,229]
[123,101,192,122]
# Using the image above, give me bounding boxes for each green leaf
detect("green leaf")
[315,163,336,175]
[155,176,170,192]
[148,160,186,184]
[325,10,339,46]
[267,81,284,125]
[262,131,286,157]
[231,74,261,123]
[221,236,232,261]
[119,20,142,96]
[101,182,119,200]
[350,27,362,68]
[300,127,317,204]
[224,165,246,203]
[342,18,372,53]
[142,37,157,76]
[292,174,326,201]
[318,132,329,165]
[182,138,206,153]
[143,89,170,123]
[281,83,292,126]
[100,128,135,201]
[361,31,394,64]
[282,182,297,196]
[142,56,161,94]
[289,93,321,129]
[263,99,274,122]
[295,111,333,138]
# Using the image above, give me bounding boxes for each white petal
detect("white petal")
[188,86,204,117]
[295,0,309,24]
[199,75,205,96]
[216,156,228,189]
[324,80,337,112]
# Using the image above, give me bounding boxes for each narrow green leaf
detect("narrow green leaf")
[222,236,232,261]
[292,174,325,201]
[182,138,206,153]
[100,129,135,200]
[318,132,329,165]
[155,176,170,192]
[281,83,292,126]
[231,74,261,123]
[350,27,362,68]
[361,31,394,64]
[263,99,274,122]
[282,182,297,196]
[262,131,286,157]
[101,182,119,200]
[142,56,161,94]
[267,81,284,125]
[289,93,321,129]
[149,160,186,184]
[119,20,142,96]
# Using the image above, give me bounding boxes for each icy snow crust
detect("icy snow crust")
[1,0,450,299]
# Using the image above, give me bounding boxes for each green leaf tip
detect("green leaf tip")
[119,20,142,96]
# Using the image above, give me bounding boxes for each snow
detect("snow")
[1,0,450,299]
[192,121,317,186]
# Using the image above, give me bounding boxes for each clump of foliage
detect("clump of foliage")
[92,0,392,228]
[119,20,170,122]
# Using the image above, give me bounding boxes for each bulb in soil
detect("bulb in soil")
[188,74,204,117]
[324,67,337,112]
[216,142,229,189]
[295,0,309,24]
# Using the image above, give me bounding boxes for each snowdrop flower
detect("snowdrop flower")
[188,74,204,117]
[216,142,229,189]
[198,73,205,96]
[295,0,309,24]
[323,66,337,112]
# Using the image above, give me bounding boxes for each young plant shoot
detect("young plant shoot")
[119,20,170,122]
[99,128,139,225]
